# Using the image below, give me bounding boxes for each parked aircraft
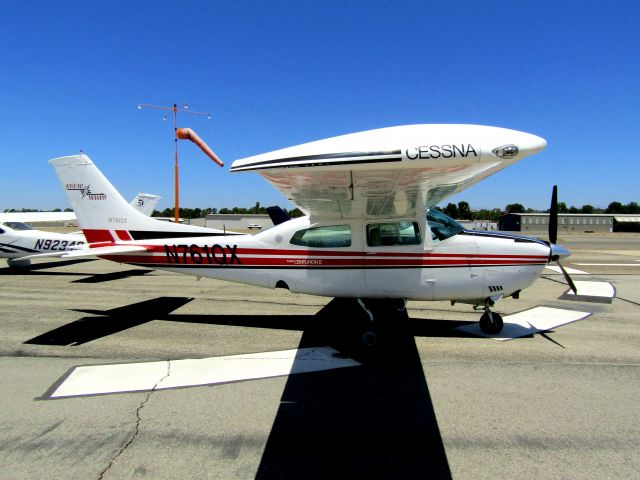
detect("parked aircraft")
[39,124,574,337]
[0,193,163,267]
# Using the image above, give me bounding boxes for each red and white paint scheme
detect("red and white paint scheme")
[41,124,571,335]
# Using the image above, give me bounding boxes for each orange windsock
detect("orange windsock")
[176,127,224,167]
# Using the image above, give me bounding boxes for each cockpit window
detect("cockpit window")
[367,221,421,247]
[3,222,33,231]
[427,209,464,241]
[290,225,351,248]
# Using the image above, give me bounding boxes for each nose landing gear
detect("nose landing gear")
[479,305,503,334]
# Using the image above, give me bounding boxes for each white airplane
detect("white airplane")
[38,124,575,336]
[1,192,189,267]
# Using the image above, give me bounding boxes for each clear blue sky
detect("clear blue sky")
[1,0,638,212]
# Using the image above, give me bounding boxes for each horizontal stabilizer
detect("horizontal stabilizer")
[23,244,149,261]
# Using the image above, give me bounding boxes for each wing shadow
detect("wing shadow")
[71,268,154,283]
[25,296,479,348]
[24,297,194,346]
[0,258,95,275]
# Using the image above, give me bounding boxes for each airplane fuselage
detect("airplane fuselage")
[0,222,85,264]
[104,214,550,303]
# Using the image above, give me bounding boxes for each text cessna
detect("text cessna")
[405,144,478,160]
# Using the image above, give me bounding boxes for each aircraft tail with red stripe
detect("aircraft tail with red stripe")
[50,154,235,244]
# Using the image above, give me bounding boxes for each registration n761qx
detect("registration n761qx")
[42,124,575,339]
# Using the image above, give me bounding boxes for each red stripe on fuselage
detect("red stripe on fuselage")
[82,229,114,243]
[104,253,547,268]
[141,244,549,260]
[115,230,133,241]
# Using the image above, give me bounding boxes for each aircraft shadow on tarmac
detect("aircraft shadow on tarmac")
[23,296,480,347]
[255,298,453,479]
[26,296,455,478]
[0,258,95,274]
[0,260,154,284]
[23,296,195,346]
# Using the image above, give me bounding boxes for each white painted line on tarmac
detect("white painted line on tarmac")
[560,281,616,304]
[456,306,591,341]
[545,265,590,275]
[573,263,640,267]
[48,347,360,398]
[571,281,616,298]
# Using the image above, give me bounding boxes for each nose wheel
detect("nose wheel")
[479,307,503,334]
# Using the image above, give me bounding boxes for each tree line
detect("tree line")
[440,200,640,222]
[150,202,304,219]
[5,200,639,222]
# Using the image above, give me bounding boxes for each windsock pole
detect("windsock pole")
[138,102,216,224]
[173,104,180,223]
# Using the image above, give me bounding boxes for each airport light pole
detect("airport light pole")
[138,103,211,223]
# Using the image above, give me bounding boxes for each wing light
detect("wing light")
[492,145,519,159]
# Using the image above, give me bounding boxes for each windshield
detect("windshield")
[427,209,464,241]
[2,222,33,231]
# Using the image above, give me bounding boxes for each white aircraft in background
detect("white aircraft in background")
[2,193,162,267]
[38,124,575,337]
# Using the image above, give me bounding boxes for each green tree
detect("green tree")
[627,202,640,214]
[288,208,304,218]
[457,201,471,220]
[444,203,459,218]
[580,205,594,214]
[505,203,525,214]
[606,201,623,214]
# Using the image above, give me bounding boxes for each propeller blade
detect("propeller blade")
[556,260,577,294]
[549,185,558,245]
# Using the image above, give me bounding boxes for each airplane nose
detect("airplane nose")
[550,243,571,260]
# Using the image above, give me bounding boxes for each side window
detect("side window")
[290,225,351,248]
[367,221,421,247]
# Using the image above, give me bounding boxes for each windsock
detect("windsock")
[176,128,224,167]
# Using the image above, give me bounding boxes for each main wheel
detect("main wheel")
[479,311,503,334]
[361,330,377,348]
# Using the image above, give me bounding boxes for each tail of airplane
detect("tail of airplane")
[50,154,234,243]
[130,192,161,216]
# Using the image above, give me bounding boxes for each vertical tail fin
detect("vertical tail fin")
[49,154,233,243]
[130,193,162,216]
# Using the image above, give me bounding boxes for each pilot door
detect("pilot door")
[363,220,430,298]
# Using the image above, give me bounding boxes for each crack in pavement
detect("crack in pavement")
[97,360,172,480]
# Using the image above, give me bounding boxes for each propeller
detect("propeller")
[547,185,577,294]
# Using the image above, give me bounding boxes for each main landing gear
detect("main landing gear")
[356,298,408,349]
[479,305,503,334]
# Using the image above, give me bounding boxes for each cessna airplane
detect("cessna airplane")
[2,193,175,267]
[37,124,574,336]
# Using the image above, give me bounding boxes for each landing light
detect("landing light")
[492,145,519,159]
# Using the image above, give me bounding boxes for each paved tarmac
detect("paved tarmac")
[0,234,638,479]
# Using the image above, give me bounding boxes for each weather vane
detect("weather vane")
[138,103,223,223]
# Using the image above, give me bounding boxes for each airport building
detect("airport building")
[499,213,640,233]
[202,213,273,231]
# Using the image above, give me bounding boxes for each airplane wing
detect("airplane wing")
[230,125,546,220]
[0,212,77,223]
